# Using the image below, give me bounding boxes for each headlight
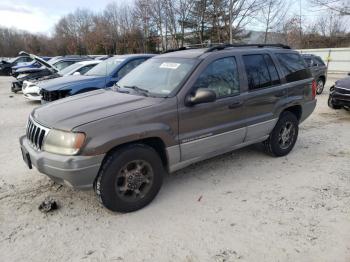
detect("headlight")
[42,129,86,155]
[17,73,28,78]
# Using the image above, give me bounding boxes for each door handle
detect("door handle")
[228,101,243,109]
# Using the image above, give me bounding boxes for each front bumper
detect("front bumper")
[24,93,42,101]
[328,89,350,108]
[23,83,42,101]
[19,136,105,189]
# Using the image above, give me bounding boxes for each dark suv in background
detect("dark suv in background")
[20,44,316,212]
[302,54,327,94]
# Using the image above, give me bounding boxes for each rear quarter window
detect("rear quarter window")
[276,53,310,83]
[314,57,326,66]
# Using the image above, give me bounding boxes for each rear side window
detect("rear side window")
[193,57,240,98]
[314,57,325,66]
[243,54,280,91]
[276,53,309,83]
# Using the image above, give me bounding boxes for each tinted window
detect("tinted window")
[58,63,82,75]
[117,58,146,79]
[78,64,96,75]
[276,53,309,83]
[54,60,76,70]
[243,54,272,90]
[85,56,124,77]
[264,54,280,86]
[314,56,325,66]
[193,57,240,98]
[303,57,313,67]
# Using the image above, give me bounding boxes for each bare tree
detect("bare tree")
[149,0,166,51]
[258,0,289,43]
[227,0,264,44]
[175,0,196,47]
[309,0,350,15]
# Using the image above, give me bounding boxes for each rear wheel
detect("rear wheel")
[95,144,164,212]
[316,79,325,95]
[264,112,299,157]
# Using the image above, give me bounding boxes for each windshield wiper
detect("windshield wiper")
[123,85,149,96]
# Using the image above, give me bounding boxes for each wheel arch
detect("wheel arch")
[318,75,326,85]
[281,105,302,121]
[101,137,169,170]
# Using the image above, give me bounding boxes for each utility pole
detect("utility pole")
[299,0,302,48]
[229,0,233,44]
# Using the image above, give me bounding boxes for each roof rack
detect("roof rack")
[162,43,223,54]
[205,43,291,53]
[162,47,189,54]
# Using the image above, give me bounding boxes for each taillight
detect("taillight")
[311,80,317,99]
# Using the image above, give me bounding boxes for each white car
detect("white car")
[22,60,101,101]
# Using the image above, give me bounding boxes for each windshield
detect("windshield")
[58,63,82,76]
[85,56,124,76]
[117,58,197,96]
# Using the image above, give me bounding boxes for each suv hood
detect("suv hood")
[32,89,162,130]
[38,75,105,91]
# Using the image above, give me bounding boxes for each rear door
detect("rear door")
[239,53,285,142]
[178,56,246,162]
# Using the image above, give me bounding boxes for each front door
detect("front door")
[178,56,246,162]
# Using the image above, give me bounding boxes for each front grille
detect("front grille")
[41,89,69,102]
[26,117,50,150]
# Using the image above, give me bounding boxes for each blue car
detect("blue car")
[12,60,42,76]
[39,54,154,103]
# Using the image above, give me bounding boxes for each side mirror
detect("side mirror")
[73,72,81,76]
[186,88,216,106]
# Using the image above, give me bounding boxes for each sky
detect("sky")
[0,0,327,35]
[0,0,115,34]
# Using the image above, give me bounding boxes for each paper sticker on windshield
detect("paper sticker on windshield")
[160,63,180,69]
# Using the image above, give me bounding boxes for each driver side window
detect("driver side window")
[193,57,240,98]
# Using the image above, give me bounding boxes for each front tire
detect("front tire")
[95,144,164,212]
[264,112,299,157]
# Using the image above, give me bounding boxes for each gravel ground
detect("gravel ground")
[0,76,349,262]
